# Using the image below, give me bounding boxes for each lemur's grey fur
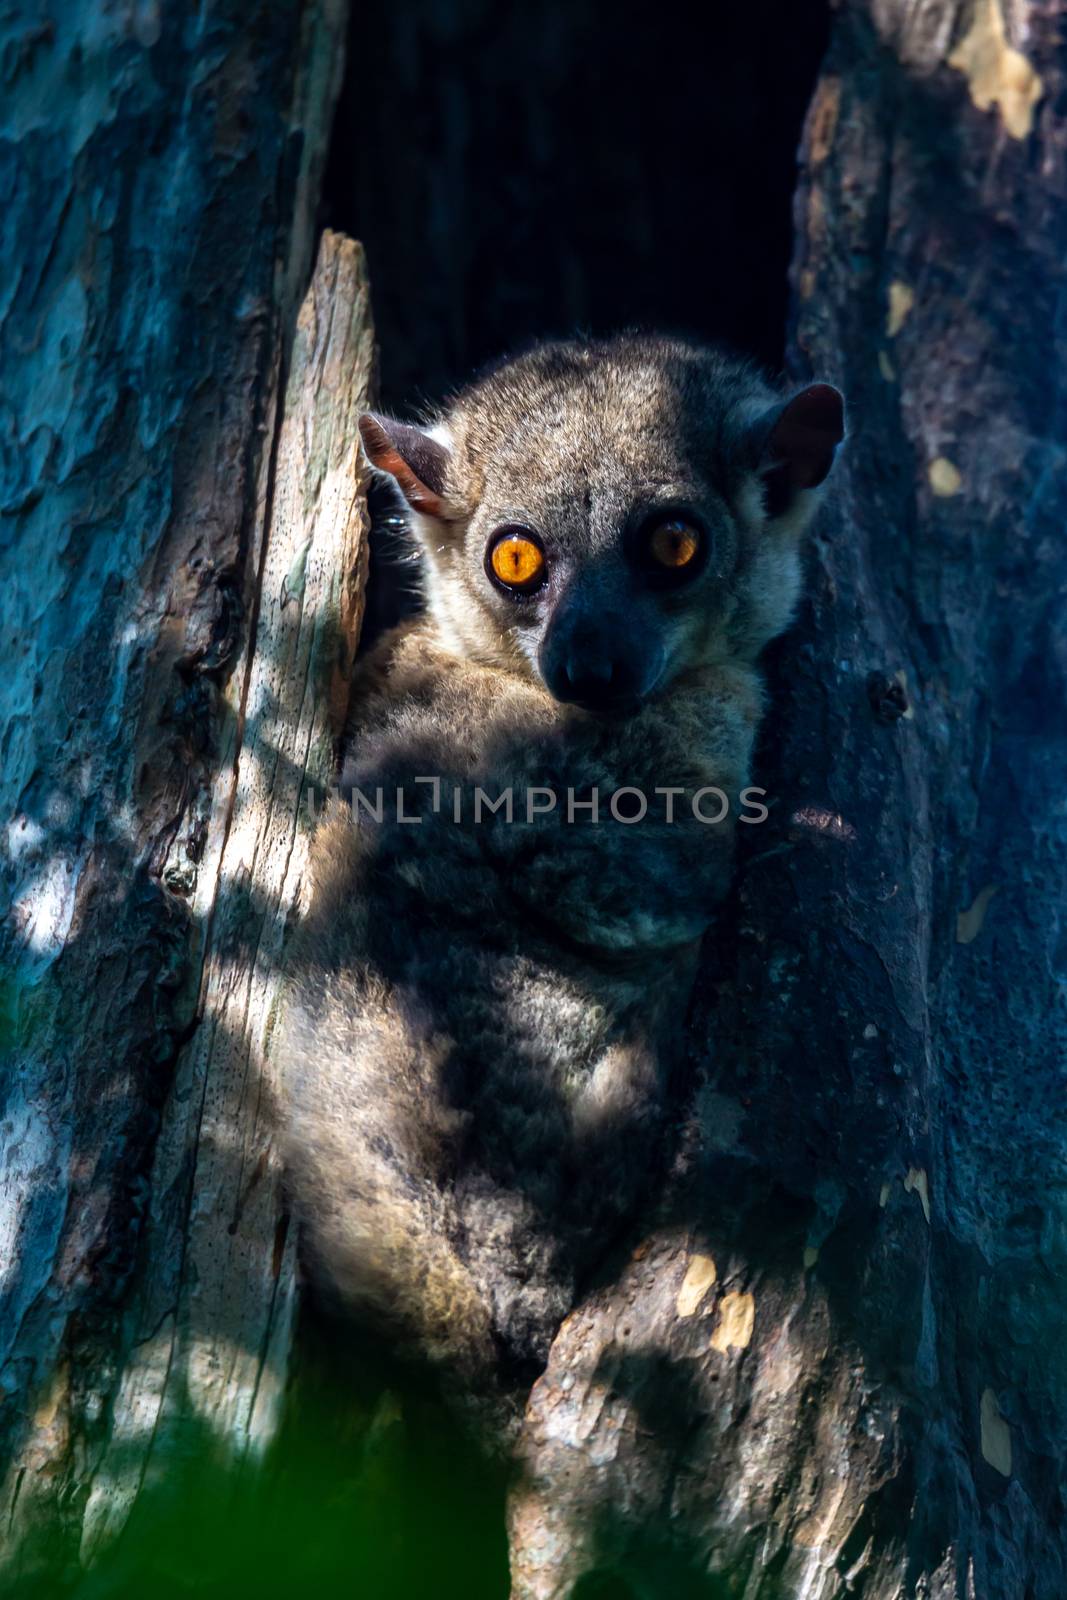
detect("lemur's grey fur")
[278,333,843,1411]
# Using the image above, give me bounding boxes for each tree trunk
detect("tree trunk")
[0,5,365,1582]
[509,3,1067,1596]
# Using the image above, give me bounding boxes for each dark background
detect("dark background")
[322,0,832,413]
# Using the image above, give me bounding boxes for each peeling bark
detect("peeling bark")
[0,4,362,1580]
[509,2,1067,1595]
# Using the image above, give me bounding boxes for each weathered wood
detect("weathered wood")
[509,3,1067,1595]
[79,228,372,1564]
[0,6,360,1580]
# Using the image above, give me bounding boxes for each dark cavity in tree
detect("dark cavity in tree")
[320,0,832,646]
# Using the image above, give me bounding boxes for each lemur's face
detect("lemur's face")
[457,432,743,713]
[481,498,710,712]
[360,338,842,712]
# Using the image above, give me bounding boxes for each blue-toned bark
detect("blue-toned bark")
[0,3,351,1579]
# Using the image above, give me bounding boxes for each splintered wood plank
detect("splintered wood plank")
[78,231,373,1559]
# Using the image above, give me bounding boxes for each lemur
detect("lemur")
[277,334,843,1413]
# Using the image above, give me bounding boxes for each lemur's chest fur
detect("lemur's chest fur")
[339,618,759,948]
[284,623,736,1368]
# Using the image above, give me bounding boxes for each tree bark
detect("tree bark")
[509,3,1067,1596]
[0,6,364,1582]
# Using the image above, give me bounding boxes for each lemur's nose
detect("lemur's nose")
[558,649,639,709]
[566,651,612,688]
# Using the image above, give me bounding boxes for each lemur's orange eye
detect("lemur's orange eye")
[486,529,547,594]
[647,519,701,570]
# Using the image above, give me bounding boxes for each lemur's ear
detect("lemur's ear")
[753,384,844,515]
[358,413,453,519]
